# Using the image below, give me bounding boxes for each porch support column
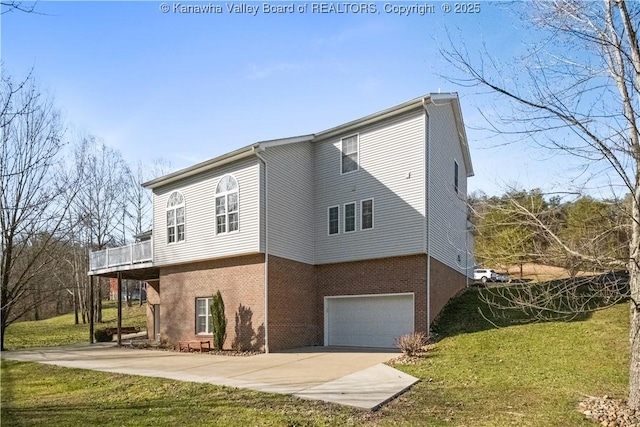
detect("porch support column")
[117,272,122,346]
[89,275,94,344]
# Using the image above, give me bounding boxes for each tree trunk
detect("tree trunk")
[126,281,132,307]
[519,262,523,279]
[97,278,103,323]
[629,186,640,409]
[629,298,640,408]
[0,322,5,352]
[1,242,13,351]
[73,290,79,324]
[33,285,40,321]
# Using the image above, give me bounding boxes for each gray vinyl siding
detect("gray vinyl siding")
[263,142,314,264]
[152,158,261,266]
[314,110,426,264]
[427,103,472,277]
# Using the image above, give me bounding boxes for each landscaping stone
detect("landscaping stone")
[579,396,640,427]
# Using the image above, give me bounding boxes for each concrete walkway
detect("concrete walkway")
[1,344,419,410]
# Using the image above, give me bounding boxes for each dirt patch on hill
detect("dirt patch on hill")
[499,263,601,283]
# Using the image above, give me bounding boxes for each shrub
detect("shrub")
[210,290,227,350]
[94,328,112,343]
[396,332,427,357]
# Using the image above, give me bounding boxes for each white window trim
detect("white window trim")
[328,205,339,236]
[195,297,213,335]
[215,174,240,236]
[360,198,374,231]
[166,190,186,245]
[340,134,360,175]
[343,201,357,233]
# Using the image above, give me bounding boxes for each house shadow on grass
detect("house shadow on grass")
[232,304,264,351]
[431,271,629,341]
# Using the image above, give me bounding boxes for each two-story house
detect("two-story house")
[88,93,474,352]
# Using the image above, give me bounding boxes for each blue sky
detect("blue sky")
[1,1,592,196]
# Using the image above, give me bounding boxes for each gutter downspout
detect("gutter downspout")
[422,97,432,334]
[466,228,469,288]
[254,147,269,353]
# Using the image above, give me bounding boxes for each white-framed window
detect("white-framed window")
[215,174,239,234]
[344,202,356,233]
[341,135,359,174]
[454,160,459,194]
[361,199,374,230]
[196,297,212,334]
[167,191,185,244]
[328,205,339,235]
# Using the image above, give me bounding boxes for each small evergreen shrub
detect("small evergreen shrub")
[94,328,112,342]
[210,290,227,350]
[396,332,427,357]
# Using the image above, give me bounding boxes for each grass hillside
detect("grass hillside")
[1,289,629,426]
[3,300,147,350]
[380,288,628,426]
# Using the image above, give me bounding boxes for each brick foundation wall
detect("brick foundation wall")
[315,254,467,340]
[148,252,466,351]
[157,254,265,350]
[429,257,467,323]
[315,255,429,340]
[267,255,318,351]
[146,280,160,340]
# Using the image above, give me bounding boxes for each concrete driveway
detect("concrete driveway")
[1,343,418,410]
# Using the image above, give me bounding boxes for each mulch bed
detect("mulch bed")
[121,339,262,356]
[207,349,262,357]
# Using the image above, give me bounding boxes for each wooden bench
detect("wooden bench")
[104,326,140,336]
[178,340,212,352]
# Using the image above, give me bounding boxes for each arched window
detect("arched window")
[215,175,239,234]
[166,191,185,243]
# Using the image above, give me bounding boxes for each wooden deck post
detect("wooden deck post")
[117,272,122,346]
[89,275,95,344]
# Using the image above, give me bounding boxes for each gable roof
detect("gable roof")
[143,93,473,189]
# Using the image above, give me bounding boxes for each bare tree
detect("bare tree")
[126,158,171,237]
[1,1,36,14]
[442,0,640,407]
[0,72,74,350]
[125,158,171,306]
[70,136,132,322]
[474,190,629,324]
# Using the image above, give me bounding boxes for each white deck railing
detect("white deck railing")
[89,240,152,271]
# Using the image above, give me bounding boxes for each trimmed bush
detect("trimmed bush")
[94,328,112,343]
[210,290,227,350]
[396,332,427,357]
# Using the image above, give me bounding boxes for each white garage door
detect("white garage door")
[325,293,414,348]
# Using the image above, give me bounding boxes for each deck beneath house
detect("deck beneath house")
[89,240,159,280]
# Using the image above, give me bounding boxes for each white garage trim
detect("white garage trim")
[324,293,415,348]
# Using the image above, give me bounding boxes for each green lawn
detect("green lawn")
[3,300,147,350]
[1,289,629,426]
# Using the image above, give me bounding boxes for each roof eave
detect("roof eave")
[142,143,260,190]
[313,95,430,142]
[449,97,474,178]
[425,93,474,178]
